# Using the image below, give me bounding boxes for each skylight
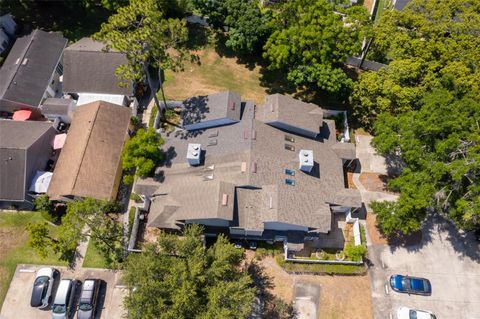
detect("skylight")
[285,179,295,186]
[285,135,295,143]
[285,169,295,176]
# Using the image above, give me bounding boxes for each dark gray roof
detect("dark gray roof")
[394,0,410,10]
[0,120,54,149]
[137,93,360,233]
[63,38,132,95]
[0,120,55,201]
[0,30,67,108]
[182,91,242,127]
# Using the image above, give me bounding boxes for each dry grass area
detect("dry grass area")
[347,172,357,189]
[366,212,388,245]
[164,49,268,104]
[257,256,373,319]
[359,172,390,192]
[363,0,375,12]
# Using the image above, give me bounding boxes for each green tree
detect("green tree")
[28,198,124,267]
[26,222,58,258]
[94,0,188,85]
[263,0,370,94]
[121,128,164,183]
[193,0,273,54]
[123,225,255,319]
[371,90,480,236]
[352,0,480,128]
[93,0,188,121]
[223,0,273,54]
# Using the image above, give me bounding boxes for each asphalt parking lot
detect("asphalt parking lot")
[0,265,127,319]
[369,217,480,319]
[294,282,320,319]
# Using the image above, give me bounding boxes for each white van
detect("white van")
[52,279,78,319]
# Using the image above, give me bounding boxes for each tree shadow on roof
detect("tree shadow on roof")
[180,95,209,126]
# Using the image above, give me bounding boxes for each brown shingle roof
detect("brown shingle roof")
[47,101,131,201]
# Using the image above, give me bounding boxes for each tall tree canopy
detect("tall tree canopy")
[28,198,124,266]
[263,0,370,94]
[123,225,255,319]
[193,0,273,54]
[121,128,164,184]
[371,90,480,236]
[351,0,480,129]
[93,0,188,85]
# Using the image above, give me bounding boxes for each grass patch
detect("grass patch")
[82,238,109,269]
[254,242,283,259]
[275,255,366,275]
[149,106,158,128]
[373,0,392,23]
[163,47,268,104]
[128,206,136,239]
[0,212,67,306]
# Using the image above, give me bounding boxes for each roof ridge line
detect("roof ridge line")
[70,103,101,194]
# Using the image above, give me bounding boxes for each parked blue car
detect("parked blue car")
[390,274,432,296]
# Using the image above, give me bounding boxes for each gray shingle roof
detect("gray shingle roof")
[182,91,241,127]
[0,30,67,109]
[331,142,357,160]
[63,38,132,95]
[137,94,360,233]
[40,98,75,116]
[0,120,55,201]
[258,94,323,134]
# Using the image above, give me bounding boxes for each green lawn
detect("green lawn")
[0,212,67,306]
[373,0,392,23]
[82,239,109,269]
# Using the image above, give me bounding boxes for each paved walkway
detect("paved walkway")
[353,135,399,211]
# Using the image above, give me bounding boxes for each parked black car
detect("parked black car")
[30,267,57,309]
[77,279,101,319]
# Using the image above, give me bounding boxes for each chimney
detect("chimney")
[187,143,201,166]
[299,150,314,172]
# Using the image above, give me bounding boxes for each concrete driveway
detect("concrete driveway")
[294,282,320,319]
[0,265,127,319]
[368,217,480,319]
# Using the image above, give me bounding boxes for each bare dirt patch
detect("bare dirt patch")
[366,212,389,245]
[347,172,357,189]
[255,256,373,319]
[359,172,391,192]
[363,0,375,12]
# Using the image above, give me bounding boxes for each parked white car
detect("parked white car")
[397,307,436,319]
[30,267,57,309]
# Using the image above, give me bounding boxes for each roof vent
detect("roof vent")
[241,161,247,172]
[269,196,273,209]
[187,143,202,166]
[221,193,229,206]
[15,58,20,65]
[21,58,28,65]
[243,130,249,140]
[251,129,256,140]
[299,150,314,172]
[251,161,257,173]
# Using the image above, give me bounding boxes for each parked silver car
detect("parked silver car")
[52,279,78,319]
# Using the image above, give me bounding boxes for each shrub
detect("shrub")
[344,243,367,262]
